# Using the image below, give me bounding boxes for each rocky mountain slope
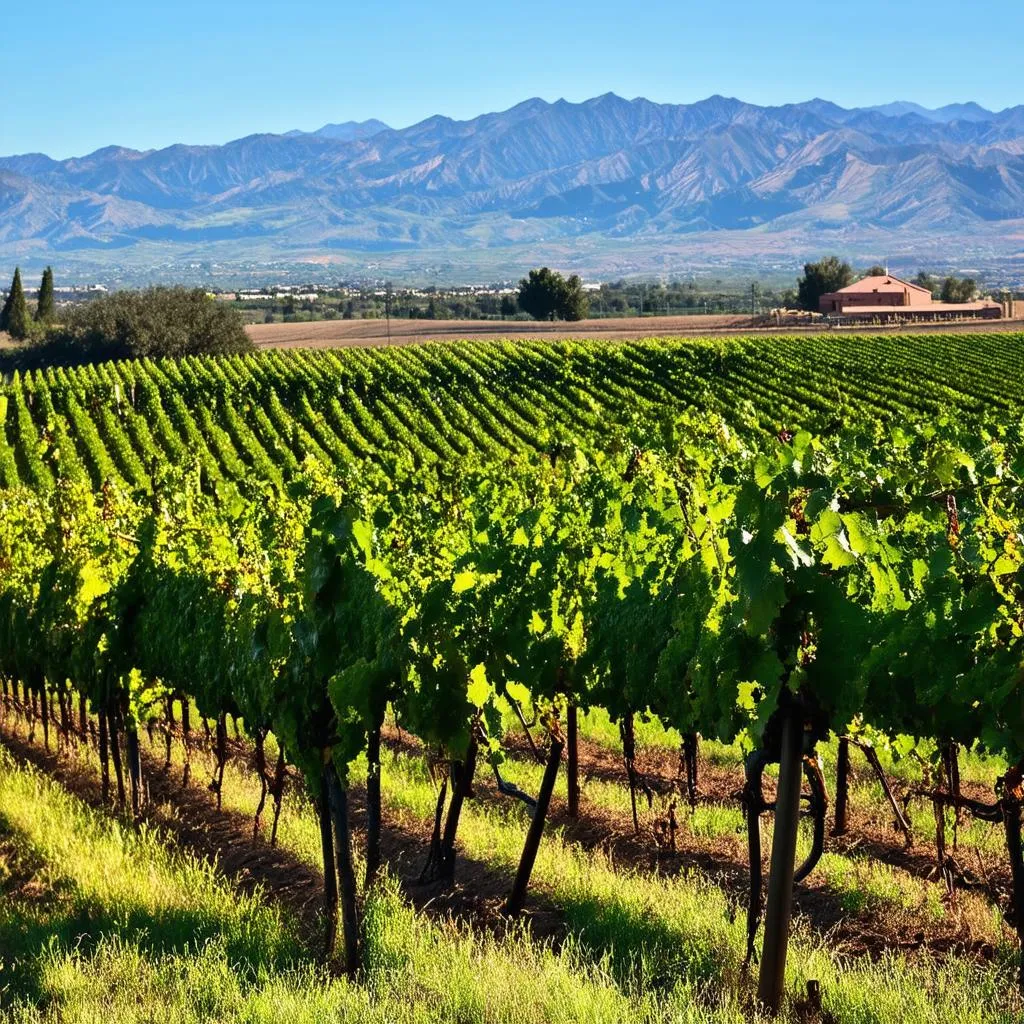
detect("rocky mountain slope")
[3,93,1022,273]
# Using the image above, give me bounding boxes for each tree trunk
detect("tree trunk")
[506,734,564,916]
[78,694,88,740]
[566,701,580,818]
[325,760,361,974]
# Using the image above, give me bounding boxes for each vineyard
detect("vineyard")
[2,331,1024,1023]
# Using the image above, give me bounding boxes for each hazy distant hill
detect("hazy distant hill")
[2,93,1023,276]
[285,119,391,141]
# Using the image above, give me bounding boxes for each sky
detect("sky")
[4,0,1022,159]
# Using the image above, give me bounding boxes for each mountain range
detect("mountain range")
[2,93,1023,281]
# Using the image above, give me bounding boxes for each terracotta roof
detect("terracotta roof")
[834,274,932,295]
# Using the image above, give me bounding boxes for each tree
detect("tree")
[912,271,939,297]
[796,257,853,312]
[46,286,253,362]
[940,276,977,304]
[1,268,31,340]
[0,276,13,332]
[36,266,55,322]
[516,268,589,321]
[863,265,887,277]
[500,294,518,318]
[559,275,589,321]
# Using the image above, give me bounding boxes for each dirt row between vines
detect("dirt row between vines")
[0,713,1013,966]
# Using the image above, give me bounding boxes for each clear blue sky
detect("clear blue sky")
[4,0,1021,159]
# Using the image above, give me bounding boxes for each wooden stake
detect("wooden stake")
[757,705,803,1015]
[506,735,564,916]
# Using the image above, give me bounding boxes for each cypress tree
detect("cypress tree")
[36,266,55,322]
[0,272,14,331]
[4,268,30,340]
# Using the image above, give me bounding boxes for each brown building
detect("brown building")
[819,274,1002,320]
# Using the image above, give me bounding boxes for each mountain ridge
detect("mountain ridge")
[2,93,1023,276]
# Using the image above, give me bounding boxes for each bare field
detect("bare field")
[247,314,1024,349]
[247,314,755,348]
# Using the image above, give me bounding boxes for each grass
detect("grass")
[152,719,1024,1009]
[1,715,1021,1024]
[374,750,1022,1022]
[0,741,759,1024]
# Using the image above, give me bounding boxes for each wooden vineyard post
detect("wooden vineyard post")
[506,734,564,916]
[365,714,383,887]
[833,736,850,836]
[681,732,699,808]
[326,761,361,975]
[180,700,192,788]
[269,749,286,847]
[107,706,126,808]
[620,712,641,834]
[438,731,480,884]
[125,718,143,817]
[253,728,269,838]
[98,708,110,803]
[1002,767,1024,992]
[212,713,227,811]
[318,766,339,960]
[567,701,580,818]
[757,704,804,1015]
[40,682,50,751]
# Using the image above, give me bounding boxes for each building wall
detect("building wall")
[819,289,916,313]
